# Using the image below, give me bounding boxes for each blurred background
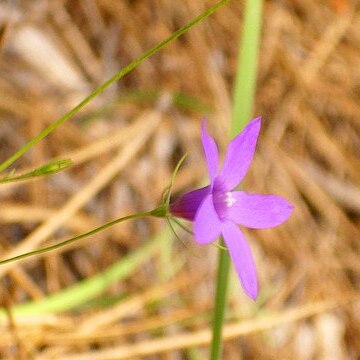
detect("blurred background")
[0,0,359,359]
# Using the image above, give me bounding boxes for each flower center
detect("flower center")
[213,191,236,220]
[225,192,236,207]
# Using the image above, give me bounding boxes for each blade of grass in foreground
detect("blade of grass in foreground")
[0,0,230,174]
[0,229,169,317]
[210,1,263,359]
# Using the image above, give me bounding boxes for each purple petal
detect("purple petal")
[227,191,294,229]
[215,117,261,191]
[201,120,219,186]
[170,186,211,221]
[221,221,258,300]
[194,194,222,244]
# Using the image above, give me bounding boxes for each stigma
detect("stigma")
[225,192,236,207]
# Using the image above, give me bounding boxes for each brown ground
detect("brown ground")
[0,0,359,359]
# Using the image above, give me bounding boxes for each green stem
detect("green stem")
[0,212,152,266]
[210,0,263,359]
[0,0,230,174]
[210,242,231,360]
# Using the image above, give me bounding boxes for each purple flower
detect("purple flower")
[170,118,293,300]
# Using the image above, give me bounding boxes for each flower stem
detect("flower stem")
[0,212,153,266]
[210,242,231,360]
[210,0,263,358]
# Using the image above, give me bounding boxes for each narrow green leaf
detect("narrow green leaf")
[0,159,72,183]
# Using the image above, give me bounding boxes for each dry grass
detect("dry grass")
[0,0,359,359]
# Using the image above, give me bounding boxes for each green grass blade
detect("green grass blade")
[232,0,263,133]
[0,229,169,317]
[79,90,211,126]
[0,0,230,174]
[210,1,263,359]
